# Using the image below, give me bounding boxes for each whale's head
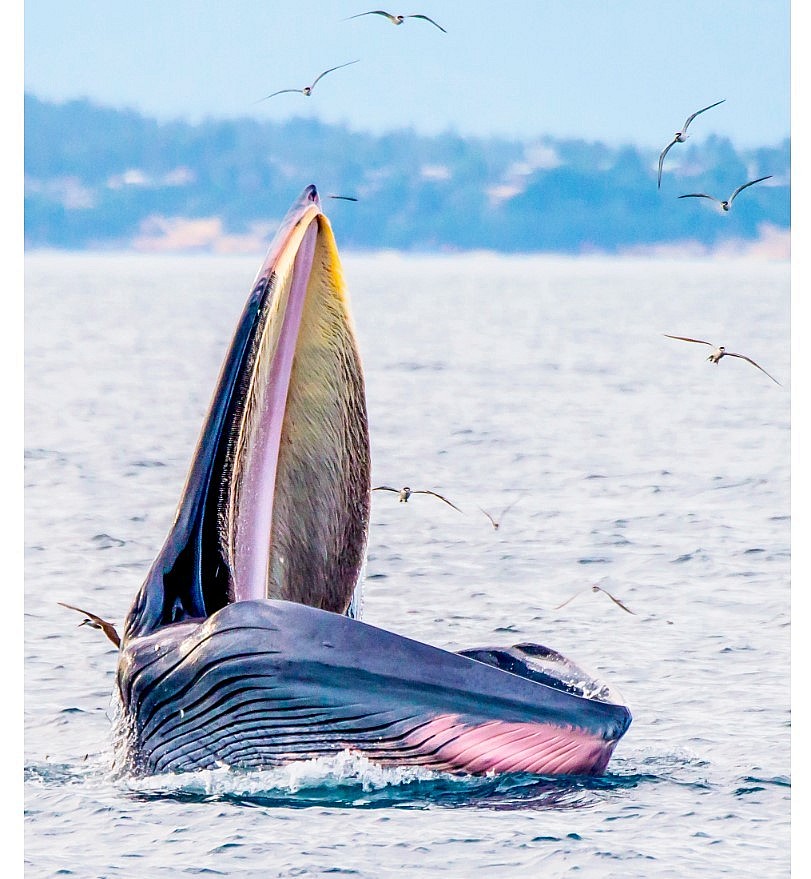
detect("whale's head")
[122,185,370,644]
[113,186,633,779]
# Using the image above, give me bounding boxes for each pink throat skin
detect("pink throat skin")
[232,220,318,602]
[398,714,617,775]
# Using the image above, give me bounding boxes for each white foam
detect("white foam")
[122,749,451,798]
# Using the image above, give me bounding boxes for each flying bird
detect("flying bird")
[663,334,781,385]
[58,601,121,648]
[328,195,359,201]
[345,10,447,32]
[677,175,772,211]
[373,485,463,512]
[555,585,637,616]
[657,100,725,189]
[479,495,525,530]
[258,60,359,101]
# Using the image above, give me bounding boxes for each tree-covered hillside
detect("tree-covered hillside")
[24,94,790,253]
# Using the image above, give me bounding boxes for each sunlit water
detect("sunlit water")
[25,251,790,877]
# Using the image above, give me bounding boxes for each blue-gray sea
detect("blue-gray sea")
[25,251,790,877]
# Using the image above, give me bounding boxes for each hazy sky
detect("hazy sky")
[24,0,790,147]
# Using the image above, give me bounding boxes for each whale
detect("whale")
[115,185,632,777]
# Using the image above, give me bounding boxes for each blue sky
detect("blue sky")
[23,0,790,147]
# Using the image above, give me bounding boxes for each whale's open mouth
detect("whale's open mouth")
[123,185,370,642]
[116,185,632,779]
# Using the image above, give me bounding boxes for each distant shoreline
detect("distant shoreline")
[25,95,790,255]
[24,231,790,263]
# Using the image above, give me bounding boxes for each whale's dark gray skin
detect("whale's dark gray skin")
[119,601,631,775]
[116,185,632,777]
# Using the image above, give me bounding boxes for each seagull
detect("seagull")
[554,585,637,616]
[663,334,781,385]
[345,10,447,32]
[258,60,359,101]
[58,602,121,648]
[373,485,463,512]
[677,175,772,211]
[657,99,725,189]
[479,495,525,530]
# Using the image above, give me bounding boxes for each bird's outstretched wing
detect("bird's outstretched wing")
[407,14,447,32]
[413,490,463,512]
[478,507,498,528]
[345,10,399,23]
[725,352,781,385]
[58,602,121,647]
[594,585,637,615]
[663,334,713,346]
[554,589,584,610]
[499,494,525,519]
[554,585,637,615]
[328,195,359,201]
[257,88,302,102]
[372,485,399,493]
[728,175,772,205]
[682,99,725,131]
[311,59,360,89]
[657,138,678,189]
[677,193,718,202]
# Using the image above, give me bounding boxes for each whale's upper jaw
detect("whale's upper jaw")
[122,185,371,643]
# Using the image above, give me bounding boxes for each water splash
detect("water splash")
[116,749,642,811]
[122,750,452,806]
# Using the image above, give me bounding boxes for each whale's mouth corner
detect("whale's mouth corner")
[123,186,370,642]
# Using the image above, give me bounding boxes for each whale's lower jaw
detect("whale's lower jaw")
[117,600,631,777]
[121,713,619,778]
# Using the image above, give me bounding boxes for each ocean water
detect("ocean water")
[25,251,790,877]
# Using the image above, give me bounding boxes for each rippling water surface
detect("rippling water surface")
[25,251,790,877]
